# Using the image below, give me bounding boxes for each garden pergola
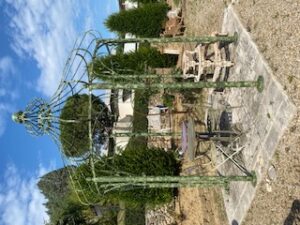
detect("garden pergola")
[12,31,260,205]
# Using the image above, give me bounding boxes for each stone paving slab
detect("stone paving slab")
[216,5,297,225]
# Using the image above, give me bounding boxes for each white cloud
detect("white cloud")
[0,101,14,137]
[0,57,18,98]
[0,56,16,136]
[0,164,53,225]
[0,57,15,76]
[5,0,99,97]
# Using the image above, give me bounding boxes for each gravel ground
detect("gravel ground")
[171,1,230,225]
[182,0,300,224]
[232,1,300,225]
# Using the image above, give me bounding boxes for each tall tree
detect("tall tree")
[105,3,169,37]
[59,94,113,157]
[75,146,180,207]
[91,46,177,83]
[38,167,74,224]
[38,167,118,225]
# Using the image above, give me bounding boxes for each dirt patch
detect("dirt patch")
[183,0,225,36]
[178,155,228,225]
[169,1,230,225]
[148,0,300,224]
[170,1,230,225]
[177,0,300,225]
[231,1,300,225]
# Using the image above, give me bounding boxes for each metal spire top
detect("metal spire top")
[11,31,259,205]
[11,31,115,158]
[12,111,24,124]
[12,98,52,136]
[11,31,104,137]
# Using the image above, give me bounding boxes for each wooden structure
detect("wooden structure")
[182,33,234,82]
[161,9,185,37]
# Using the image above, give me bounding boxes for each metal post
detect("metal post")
[86,171,257,188]
[97,33,238,45]
[110,132,181,138]
[88,76,264,92]
[94,74,183,79]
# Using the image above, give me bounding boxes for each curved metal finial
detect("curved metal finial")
[12,111,25,124]
[12,98,54,136]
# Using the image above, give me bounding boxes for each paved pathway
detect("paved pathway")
[215,5,297,225]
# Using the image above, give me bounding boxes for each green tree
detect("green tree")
[38,167,72,223]
[59,94,113,157]
[55,203,86,225]
[75,146,180,207]
[38,167,118,225]
[91,46,178,83]
[105,3,169,37]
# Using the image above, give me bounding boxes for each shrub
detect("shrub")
[74,147,180,207]
[105,3,169,37]
[59,94,113,157]
[92,46,178,83]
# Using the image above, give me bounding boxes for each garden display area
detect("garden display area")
[12,0,300,225]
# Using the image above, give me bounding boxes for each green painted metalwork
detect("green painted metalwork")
[87,171,257,189]
[110,132,181,138]
[256,75,264,93]
[88,76,264,92]
[94,73,183,79]
[97,33,238,45]
[11,31,260,204]
[11,98,53,136]
[12,111,25,123]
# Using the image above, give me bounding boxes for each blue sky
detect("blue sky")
[0,1,118,224]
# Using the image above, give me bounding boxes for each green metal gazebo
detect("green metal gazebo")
[12,31,259,205]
